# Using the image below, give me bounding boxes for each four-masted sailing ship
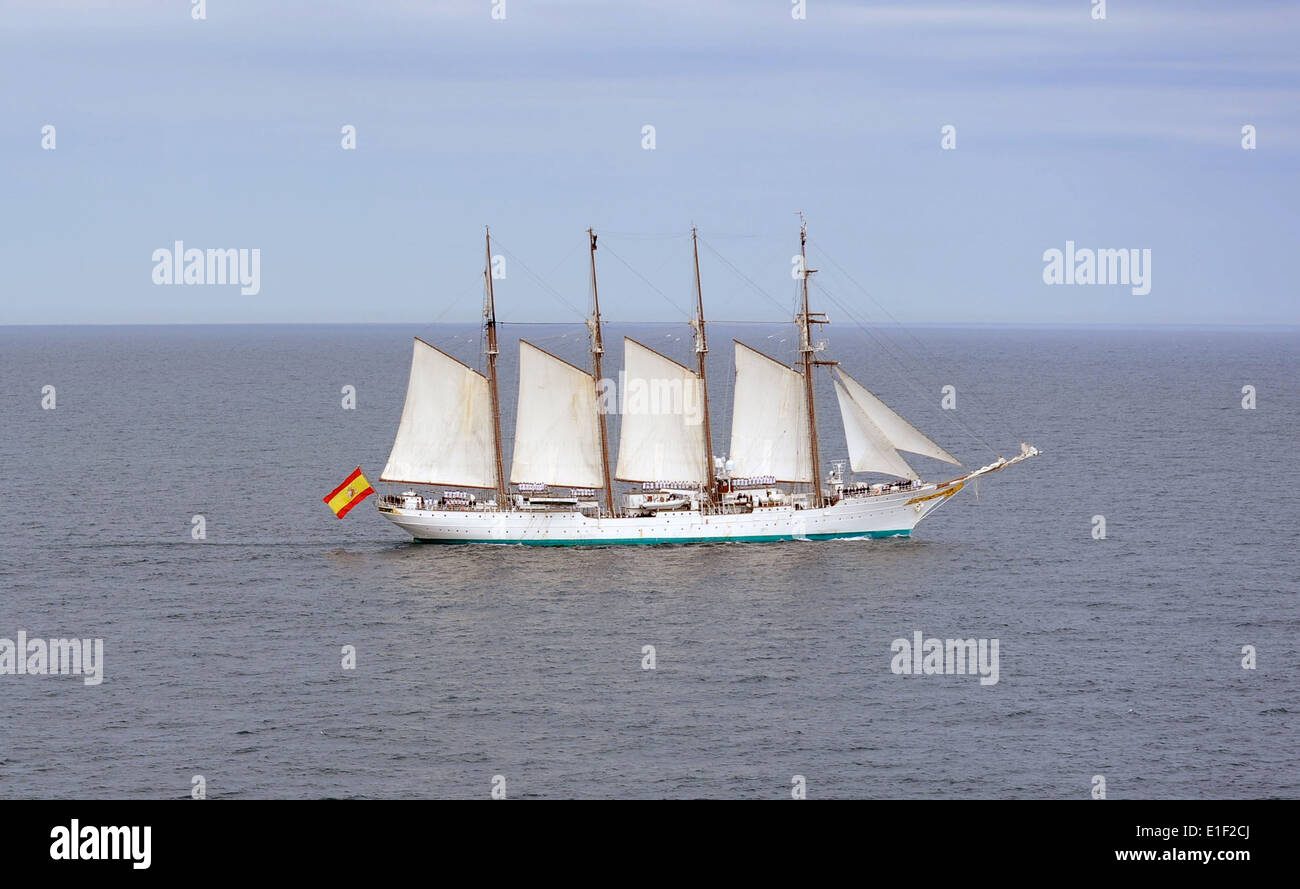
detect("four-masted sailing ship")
[376,221,1039,545]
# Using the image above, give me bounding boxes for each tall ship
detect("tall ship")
[376,220,1039,545]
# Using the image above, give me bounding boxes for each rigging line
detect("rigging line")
[425,270,492,325]
[647,238,690,280]
[597,241,692,319]
[542,239,585,278]
[814,283,926,389]
[693,319,792,325]
[490,237,586,318]
[421,332,485,362]
[821,313,1003,462]
[597,230,691,239]
[520,331,587,351]
[496,319,796,326]
[816,282,993,454]
[696,235,797,320]
[498,320,593,326]
[808,239,1003,423]
[815,282,1001,457]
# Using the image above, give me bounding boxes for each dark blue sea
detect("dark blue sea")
[0,323,1296,798]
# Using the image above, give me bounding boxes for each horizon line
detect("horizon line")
[2,321,1298,331]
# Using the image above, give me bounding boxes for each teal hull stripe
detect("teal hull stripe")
[413,529,911,546]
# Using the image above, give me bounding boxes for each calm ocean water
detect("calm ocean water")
[0,323,1296,799]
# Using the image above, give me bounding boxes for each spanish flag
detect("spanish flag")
[324,467,374,519]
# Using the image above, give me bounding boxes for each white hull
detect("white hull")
[378,484,960,546]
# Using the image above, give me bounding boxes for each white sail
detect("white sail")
[509,340,605,488]
[833,377,919,480]
[615,338,709,484]
[381,337,498,488]
[834,368,961,466]
[728,341,812,482]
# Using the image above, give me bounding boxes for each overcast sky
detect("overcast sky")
[2,0,1296,325]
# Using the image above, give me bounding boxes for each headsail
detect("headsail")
[509,340,606,489]
[615,338,709,484]
[832,377,920,480]
[832,366,967,478]
[728,341,813,483]
[381,338,498,488]
[834,368,961,466]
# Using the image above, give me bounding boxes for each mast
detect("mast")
[691,227,717,497]
[797,214,826,505]
[587,228,616,516]
[483,227,508,507]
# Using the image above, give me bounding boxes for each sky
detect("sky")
[1,0,1297,326]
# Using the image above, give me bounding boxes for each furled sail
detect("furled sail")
[381,337,498,488]
[834,368,961,466]
[509,340,606,488]
[833,377,920,480]
[728,341,812,483]
[615,338,709,484]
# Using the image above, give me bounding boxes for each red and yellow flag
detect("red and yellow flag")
[323,467,374,518]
